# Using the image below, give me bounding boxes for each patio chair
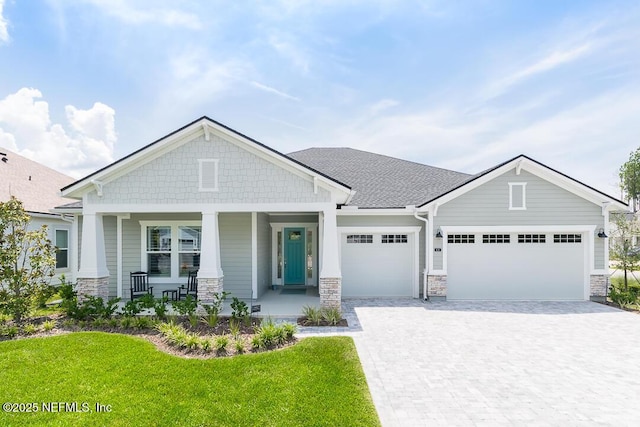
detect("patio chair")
[130,271,153,300]
[179,270,198,300]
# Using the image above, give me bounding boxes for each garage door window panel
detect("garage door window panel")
[518,234,546,243]
[554,234,582,243]
[448,234,475,244]
[347,234,373,244]
[382,234,408,243]
[482,234,510,244]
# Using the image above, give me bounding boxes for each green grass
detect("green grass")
[0,333,379,427]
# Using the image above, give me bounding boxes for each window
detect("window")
[144,223,201,279]
[554,234,582,243]
[307,230,313,279]
[518,234,546,243]
[509,182,527,210]
[381,234,408,243]
[447,234,475,244]
[347,234,373,243]
[483,234,510,244]
[198,159,219,192]
[55,229,69,269]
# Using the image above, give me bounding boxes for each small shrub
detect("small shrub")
[42,319,56,332]
[77,320,87,329]
[138,293,156,310]
[152,297,169,320]
[134,316,152,330]
[322,306,342,326]
[120,316,134,329]
[230,297,249,320]
[121,300,143,317]
[609,285,637,308]
[214,335,229,353]
[188,314,199,328]
[303,305,322,325]
[61,318,75,329]
[184,334,200,350]
[282,322,297,340]
[200,338,213,352]
[201,311,219,328]
[107,318,119,328]
[255,320,279,348]
[229,318,241,338]
[234,338,246,354]
[22,323,38,335]
[92,318,107,329]
[0,313,11,324]
[3,325,19,338]
[251,335,262,349]
[172,296,198,317]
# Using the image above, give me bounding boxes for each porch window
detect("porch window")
[143,223,202,279]
[55,229,69,269]
[307,230,313,279]
[147,226,172,277]
[277,231,282,279]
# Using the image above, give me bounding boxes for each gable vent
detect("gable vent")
[198,159,219,192]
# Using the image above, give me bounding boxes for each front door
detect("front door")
[284,228,306,285]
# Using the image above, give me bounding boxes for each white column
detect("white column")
[78,213,109,278]
[199,211,223,279]
[320,208,341,278]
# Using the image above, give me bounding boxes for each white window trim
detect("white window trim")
[139,221,202,283]
[509,182,527,210]
[198,159,219,192]
[54,227,70,271]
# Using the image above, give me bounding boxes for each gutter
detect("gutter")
[413,209,429,301]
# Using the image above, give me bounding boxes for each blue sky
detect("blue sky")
[0,1,639,198]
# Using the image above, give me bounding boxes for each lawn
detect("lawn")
[0,333,380,426]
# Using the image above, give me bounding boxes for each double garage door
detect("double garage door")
[446,232,586,300]
[340,233,415,297]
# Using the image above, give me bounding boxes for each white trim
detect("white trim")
[70,215,78,283]
[508,182,527,210]
[83,202,336,215]
[251,212,257,298]
[337,207,419,216]
[116,216,123,298]
[338,226,422,298]
[198,159,219,192]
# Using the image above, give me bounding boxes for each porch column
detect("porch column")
[76,213,110,301]
[319,208,341,308]
[198,211,224,304]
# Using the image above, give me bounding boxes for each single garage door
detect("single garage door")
[447,232,586,300]
[341,233,415,297]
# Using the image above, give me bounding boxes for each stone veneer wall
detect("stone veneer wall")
[427,275,447,298]
[319,277,341,308]
[590,274,609,301]
[198,277,224,305]
[76,277,110,302]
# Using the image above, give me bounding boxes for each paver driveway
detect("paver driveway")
[344,299,640,426]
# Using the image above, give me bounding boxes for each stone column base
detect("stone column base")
[590,274,609,302]
[198,277,224,305]
[319,277,341,308]
[427,275,447,300]
[76,277,110,302]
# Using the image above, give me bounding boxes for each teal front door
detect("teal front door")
[284,228,306,285]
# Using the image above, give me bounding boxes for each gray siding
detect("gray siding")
[337,215,426,296]
[256,213,272,298]
[219,213,252,298]
[270,214,319,224]
[122,217,142,296]
[88,134,332,205]
[104,216,117,298]
[433,169,605,270]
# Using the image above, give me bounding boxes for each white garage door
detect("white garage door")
[447,232,586,300]
[341,233,414,297]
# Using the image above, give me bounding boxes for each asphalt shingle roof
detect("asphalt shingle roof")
[0,148,76,214]
[288,147,472,208]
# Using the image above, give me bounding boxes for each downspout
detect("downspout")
[413,209,429,301]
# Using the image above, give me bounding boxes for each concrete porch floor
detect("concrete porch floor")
[229,286,321,318]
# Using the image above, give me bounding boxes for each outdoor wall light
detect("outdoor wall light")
[435,228,443,238]
[597,228,608,238]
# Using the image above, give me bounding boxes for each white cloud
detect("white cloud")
[81,0,202,29]
[268,33,311,73]
[250,81,300,101]
[369,99,399,114]
[0,88,116,178]
[0,0,8,44]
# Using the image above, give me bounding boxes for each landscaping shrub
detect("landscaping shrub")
[321,306,342,326]
[609,284,638,308]
[42,319,56,332]
[302,305,322,325]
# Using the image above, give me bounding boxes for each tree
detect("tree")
[609,212,640,290]
[0,196,56,323]
[619,148,640,211]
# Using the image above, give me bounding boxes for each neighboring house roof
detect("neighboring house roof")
[288,147,472,208]
[0,148,75,214]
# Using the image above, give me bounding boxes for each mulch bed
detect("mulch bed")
[297,317,349,327]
